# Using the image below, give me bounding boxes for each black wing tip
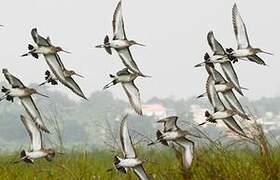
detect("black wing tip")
[205,110,211,117]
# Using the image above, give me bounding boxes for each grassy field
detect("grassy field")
[0,146,279,180]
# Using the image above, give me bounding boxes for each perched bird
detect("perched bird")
[24,28,87,100]
[103,68,142,115]
[148,116,197,170]
[197,60,249,120]
[21,28,70,58]
[111,115,149,180]
[95,0,148,77]
[199,75,247,138]
[195,31,244,96]
[1,69,50,133]
[14,114,55,164]
[228,4,273,65]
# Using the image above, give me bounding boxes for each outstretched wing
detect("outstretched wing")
[20,96,50,133]
[122,81,142,115]
[2,69,25,88]
[206,65,247,118]
[220,62,243,95]
[206,76,225,112]
[207,31,226,56]
[232,4,250,49]
[247,55,266,65]
[112,1,126,40]
[223,116,247,138]
[119,115,136,158]
[174,137,194,170]
[157,116,178,132]
[117,48,143,76]
[31,28,51,47]
[133,165,149,180]
[44,54,87,100]
[20,114,42,151]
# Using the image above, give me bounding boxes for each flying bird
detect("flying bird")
[195,31,244,96]
[199,75,247,138]
[21,28,70,58]
[1,69,50,133]
[103,68,142,115]
[14,114,55,164]
[148,116,197,170]
[95,0,148,77]
[24,28,87,100]
[227,4,273,65]
[197,60,249,120]
[111,115,149,180]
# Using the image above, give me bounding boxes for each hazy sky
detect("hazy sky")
[0,0,279,101]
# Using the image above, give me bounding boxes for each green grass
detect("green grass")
[0,147,279,180]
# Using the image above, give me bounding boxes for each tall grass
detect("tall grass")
[0,147,279,180]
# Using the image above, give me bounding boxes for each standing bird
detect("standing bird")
[148,116,197,170]
[14,115,55,164]
[23,28,87,100]
[228,4,273,65]
[1,69,50,133]
[111,115,149,180]
[103,68,142,115]
[95,0,148,77]
[199,75,247,138]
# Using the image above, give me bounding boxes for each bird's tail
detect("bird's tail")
[148,130,168,146]
[1,86,9,93]
[196,92,206,99]
[95,44,105,48]
[113,156,127,174]
[103,79,118,90]
[204,52,210,60]
[0,86,9,102]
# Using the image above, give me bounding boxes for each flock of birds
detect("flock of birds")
[0,1,273,179]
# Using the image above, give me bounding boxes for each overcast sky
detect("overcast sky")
[0,0,279,101]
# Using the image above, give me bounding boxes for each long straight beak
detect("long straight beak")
[103,81,114,90]
[74,73,84,78]
[136,42,145,47]
[36,92,49,98]
[0,94,7,102]
[261,50,273,55]
[194,62,205,67]
[95,44,104,48]
[62,50,71,54]
[39,81,47,86]
[198,121,207,126]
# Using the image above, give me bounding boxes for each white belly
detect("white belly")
[215,83,232,92]
[36,47,53,54]
[210,55,226,62]
[9,88,27,97]
[162,131,180,140]
[26,151,47,159]
[212,110,234,120]
[233,49,253,57]
[110,40,129,49]
[117,74,136,82]
[119,158,142,168]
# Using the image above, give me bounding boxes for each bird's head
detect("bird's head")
[66,70,84,78]
[2,68,8,74]
[254,48,273,55]
[28,88,49,98]
[129,40,145,46]
[55,47,71,54]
